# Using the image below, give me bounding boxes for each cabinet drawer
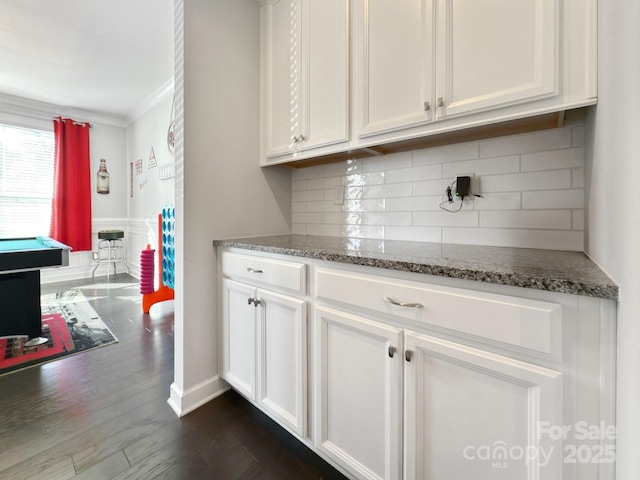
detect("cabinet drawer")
[315,267,561,357]
[221,251,306,294]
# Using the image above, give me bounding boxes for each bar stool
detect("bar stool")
[92,230,130,280]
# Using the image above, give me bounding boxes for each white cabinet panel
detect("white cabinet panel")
[436,0,558,119]
[404,332,563,480]
[221,279,256,401]
[263,0,349,159]
[258,289,307,437]
[354,0,434,138]
[315,266,562,358]
[313,306,403,480]
[221,251,306,294]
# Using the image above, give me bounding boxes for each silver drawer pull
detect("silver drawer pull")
[383,297,423,308]
[247,267,263,274]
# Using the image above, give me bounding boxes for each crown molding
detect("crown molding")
[126,79,175,126]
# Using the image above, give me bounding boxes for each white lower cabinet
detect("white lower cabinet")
[313,306,403,480]
[404,332,563,480]
[220,250,616,480]
[313,306,563,480]
[221,277,307,437]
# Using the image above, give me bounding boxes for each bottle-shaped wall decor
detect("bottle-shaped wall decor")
[97,158,110,194]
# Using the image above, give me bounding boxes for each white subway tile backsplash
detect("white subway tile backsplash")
[442,228,584,251]
[307,200,342,213]
[363,183,413,199]
[413,179,452,196]
[479,210,572,230]
[341,225,385,239]
[522,189,584,209]
[473,192,522,210]
[386,164,442,184]
[572,168,584,188]
[413,142,479,165]
[292,164,324,180]
[572,210,584,231]
[291,125,586,251]
[307,224,342,236]
[414,211,479,228]
[443,155,520,178]
[291,202,307,213]
[345,171,385,187]
[479,128,571,158]
[521,148,583,172]
[386,195,443,212]
[480,170,571,193]
[292,190,324,202]
[292,212,324,224]
[385,226,442,242]
[571,125,585,147]
[364,212,412,226]
[364,152,412,171]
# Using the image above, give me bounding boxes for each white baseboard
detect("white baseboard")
[167,376,228,417]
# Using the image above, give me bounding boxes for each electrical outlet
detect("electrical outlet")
[332,185,344,205]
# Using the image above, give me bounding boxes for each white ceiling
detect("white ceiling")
[0,0,174,123]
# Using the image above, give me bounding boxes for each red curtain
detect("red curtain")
[50,117,92,251]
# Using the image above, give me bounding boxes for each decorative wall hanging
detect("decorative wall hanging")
[167,92,175,155]
[135,158,143,175]
[148,146,157,168]
[97,158,109,194]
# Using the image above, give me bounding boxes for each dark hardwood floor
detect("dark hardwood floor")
[0,274,348,480]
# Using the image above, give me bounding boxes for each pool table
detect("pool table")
[0,237,71,341]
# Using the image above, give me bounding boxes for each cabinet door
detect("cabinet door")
[313,306,403,480]
[264,0,349,158]
[264,0,300,157]
[404,332,563,480]
[354,0,434,139]
[257,289,307,437]
[221,279,257,401]
[435,0,558,119]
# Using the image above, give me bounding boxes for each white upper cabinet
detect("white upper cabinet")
[259,0,596,166]
[435,0,558,119]
[354,0,559,139]
[261,0,350,159]
[353,0,435,138]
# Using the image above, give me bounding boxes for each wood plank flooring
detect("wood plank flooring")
[0,274,348,480]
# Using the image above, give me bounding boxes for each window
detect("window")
[0,124,55,238]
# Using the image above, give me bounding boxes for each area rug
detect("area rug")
[0,289,118,376]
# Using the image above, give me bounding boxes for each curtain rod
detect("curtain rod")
[53,117,93,128]
[2,109,93,127]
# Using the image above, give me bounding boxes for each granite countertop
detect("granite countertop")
[213,234,618,300]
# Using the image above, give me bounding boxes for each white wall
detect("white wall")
[125,95,176,275]
[292,113,586,251]
[584,3,640,480]
[168,0,291,416]
[127,95,175,220]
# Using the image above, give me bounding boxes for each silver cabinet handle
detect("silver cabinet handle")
[247,297,261,307]
[405,350,414,362]
[383,297,424,308]
[292,136,299,144]
[437,97,445,107]
[423,101,431,111]
[388,346,397,358]
[247,267,263,274]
